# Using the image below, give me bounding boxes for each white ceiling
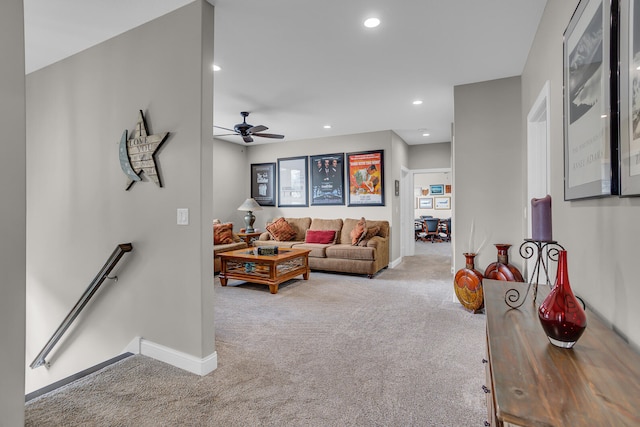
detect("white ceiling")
[24,0,548,146]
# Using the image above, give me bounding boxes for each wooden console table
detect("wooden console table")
[484,279,640,426]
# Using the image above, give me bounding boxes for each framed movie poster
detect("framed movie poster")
[619,0,640,195]
[250,163,276,206]
[346,150,384,206]
[310,153,345,205]
[563,0,619,200]
[278,156,308,207]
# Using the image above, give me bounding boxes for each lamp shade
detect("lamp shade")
[237,198,263,212]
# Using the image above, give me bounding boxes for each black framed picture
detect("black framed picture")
[619,0,640,195]
[310,153,345,205]
[250,163,276,206]
[278,156,308,207]
[563,0,619,200]
[346,149,384,206]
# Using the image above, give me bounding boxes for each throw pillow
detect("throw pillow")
[350,217,366,245]
[305,229,336,244]
[266,217,297,241]
[214,223,234,245]
[358,225,381,246]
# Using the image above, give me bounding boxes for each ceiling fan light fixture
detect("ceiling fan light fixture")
[364,17,380,28]
[412,100,423,105]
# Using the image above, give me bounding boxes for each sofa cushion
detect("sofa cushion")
[326,244,376,261]
[291,243,330,258]
[309,218,343,242]
[266,217,297,241]
[350,217,366,245]
[214,223,234,244]
[357,225,381,246]
[305,229,336,244]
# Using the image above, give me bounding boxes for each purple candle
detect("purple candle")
[531,195,552,241]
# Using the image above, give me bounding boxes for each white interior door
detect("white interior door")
[526,81,550,282]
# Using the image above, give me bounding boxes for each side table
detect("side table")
[237,231,261,246]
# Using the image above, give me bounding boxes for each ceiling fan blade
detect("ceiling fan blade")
[214,125,236,132]
[253,133,285,139]
[214,133,238,137]
[248,125,268,133]
[242,134,254,143]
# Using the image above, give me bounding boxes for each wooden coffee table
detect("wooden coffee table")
[218,247,311,294]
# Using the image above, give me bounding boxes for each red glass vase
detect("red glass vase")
[484,244,524,282]
[538,250,586,348]
[454,253,484,313]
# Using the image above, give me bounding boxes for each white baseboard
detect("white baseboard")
[389,257,402,268]
[123,337,217,376]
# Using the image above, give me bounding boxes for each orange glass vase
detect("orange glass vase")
[454,253,484,312]
[538,250,586,348]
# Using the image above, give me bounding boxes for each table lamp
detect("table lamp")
[237,198,262,233]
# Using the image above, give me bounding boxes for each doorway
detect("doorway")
[526,81,551,281]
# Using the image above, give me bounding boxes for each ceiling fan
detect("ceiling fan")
[214,111,285,143]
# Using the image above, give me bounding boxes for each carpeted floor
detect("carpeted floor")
[25,241,488,426]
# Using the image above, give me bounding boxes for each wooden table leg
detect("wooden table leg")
[219,274,227,286]
[269,284,278,294]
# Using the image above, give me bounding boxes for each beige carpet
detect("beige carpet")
[25,242,488,426]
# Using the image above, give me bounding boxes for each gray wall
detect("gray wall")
[246,131,403,262]
[212,138,249,223]
[0,0,26,424]
[408,142,451,170]
[453,76,523,271]
[522,0,640,349]
[25,1,215,393]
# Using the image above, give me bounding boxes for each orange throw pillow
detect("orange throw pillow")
[214,223,234,245]
[358,225,381,246]
[350,217,366,245]
[266,217,297,241]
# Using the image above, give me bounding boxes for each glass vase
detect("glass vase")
[484,243,524,282]
[538,250,586,348]
[454,253,484,313]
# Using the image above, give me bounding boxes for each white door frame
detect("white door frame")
[400,167,452,260]
[526,81,551,281]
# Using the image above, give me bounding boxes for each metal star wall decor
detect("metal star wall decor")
[119,110,170,190]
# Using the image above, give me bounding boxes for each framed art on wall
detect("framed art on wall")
[250,163,276,206]
[430,184,444,195]
[310,153,345,205]
[563,0,619,200]
[346,150,384,206]
[278,156,308,207]
[619,0,640,195]
[419,197,433,209]
[434,196,451,210]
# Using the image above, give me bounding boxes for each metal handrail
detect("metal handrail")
[30,243,133,369]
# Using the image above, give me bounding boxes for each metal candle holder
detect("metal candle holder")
[504,239,565,309]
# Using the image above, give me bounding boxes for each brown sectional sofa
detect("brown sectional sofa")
[213,230,248,273]
[253,217,389,278]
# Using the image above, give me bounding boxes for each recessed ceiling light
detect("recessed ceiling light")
[364,18,380,28]
[212,64,221,71]
[413,100,423,105]
[323,125,332,129]
[422,133,430,137]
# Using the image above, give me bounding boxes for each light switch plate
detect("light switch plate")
[177,208,189,225]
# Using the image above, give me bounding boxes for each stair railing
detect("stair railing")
[30,243,133,369]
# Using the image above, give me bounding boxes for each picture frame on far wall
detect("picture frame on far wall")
[346,150,385,206]
[434,196,451,210]
[250,163,276,206]
[619,0,640,195]
[310,153,345,205]
[418,197,433,209]
[430,184,444,195]
[563,0,619,200]
[278,156,308,207]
